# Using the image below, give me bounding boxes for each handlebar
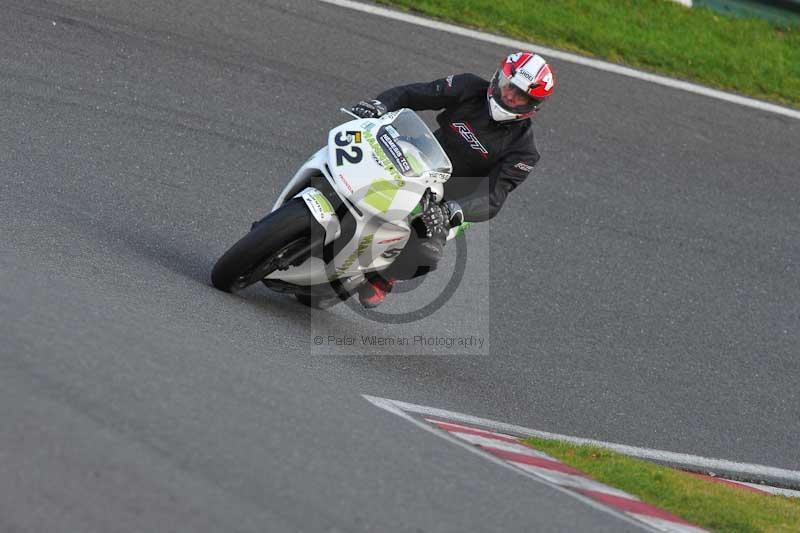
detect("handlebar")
[339,108,360,119]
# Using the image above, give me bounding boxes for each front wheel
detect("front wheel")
[211,199,317,293]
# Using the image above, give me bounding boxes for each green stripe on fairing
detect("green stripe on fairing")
[363,179,401,213]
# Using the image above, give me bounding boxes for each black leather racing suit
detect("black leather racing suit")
[378,73,541,222]
[376,73,541,280]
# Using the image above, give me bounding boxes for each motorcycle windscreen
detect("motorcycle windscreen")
[375,110,452,179]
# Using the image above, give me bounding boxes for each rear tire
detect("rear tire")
[211,199,315,293]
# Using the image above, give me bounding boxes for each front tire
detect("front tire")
[211,199,316,293]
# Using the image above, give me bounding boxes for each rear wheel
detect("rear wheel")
[211,199,317,293]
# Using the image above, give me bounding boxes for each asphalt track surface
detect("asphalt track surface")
[2,0,798,531]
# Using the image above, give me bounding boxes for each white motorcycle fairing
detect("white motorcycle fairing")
[264,110,452,288]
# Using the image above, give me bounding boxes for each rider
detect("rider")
[350,51,556,308]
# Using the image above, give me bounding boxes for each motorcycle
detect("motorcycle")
[211,108,459,308]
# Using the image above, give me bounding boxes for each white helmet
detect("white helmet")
[488,52,556,122]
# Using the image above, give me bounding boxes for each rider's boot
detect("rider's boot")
[358,274,395,308]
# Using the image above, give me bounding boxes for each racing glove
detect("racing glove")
[444,200,464,228]
[420,200,463,238]
[351,99,387,119]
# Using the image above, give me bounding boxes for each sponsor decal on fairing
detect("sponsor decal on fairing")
[377,236,404,245]
[337,173,354,194]
[363,130,405,187]
[332,233,374,277]
[378,132,412,174]
[299,188,334,219]
[427,170,450,183]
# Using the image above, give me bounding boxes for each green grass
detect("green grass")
[523,437,800,532]
[378,0,800,108]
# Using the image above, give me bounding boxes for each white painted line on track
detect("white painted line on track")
[318,0,800,120]
[725,479,800,498]
[363,394,660,532]
[371,396,800,488]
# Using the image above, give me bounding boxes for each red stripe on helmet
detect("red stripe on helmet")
[527,63,555,100]
[501,51,534,77]
[516,52,533,70]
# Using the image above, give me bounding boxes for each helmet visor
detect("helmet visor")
[490,70,542,114]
